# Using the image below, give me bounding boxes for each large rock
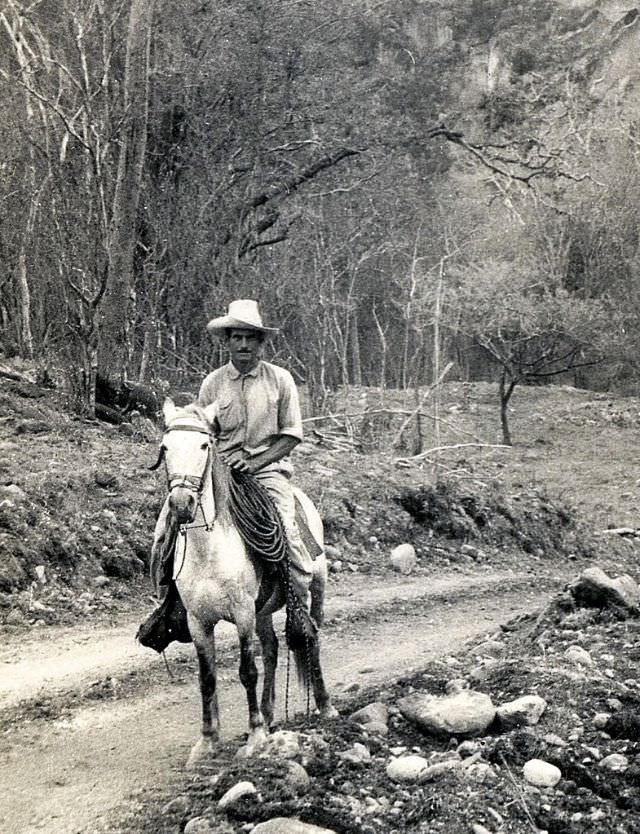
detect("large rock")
[251,820,337,834]
[389,543,417,575]
[496,695,547,729]
[350,701,388,726]
[398,690,496,738]
[568,567,640,612]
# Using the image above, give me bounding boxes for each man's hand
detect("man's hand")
[221,449,260,475]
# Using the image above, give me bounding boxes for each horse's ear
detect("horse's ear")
[162,397,177,425]
[202,402,220,437]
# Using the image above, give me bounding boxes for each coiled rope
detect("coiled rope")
[228,469,288,563]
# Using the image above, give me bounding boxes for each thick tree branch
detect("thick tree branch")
[246,147,361,212]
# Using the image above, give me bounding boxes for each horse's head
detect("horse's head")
[150,398,219,524]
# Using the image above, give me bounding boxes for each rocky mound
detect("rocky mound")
[123,567,640,834]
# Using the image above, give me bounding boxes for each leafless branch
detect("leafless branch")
[396,442,512,464]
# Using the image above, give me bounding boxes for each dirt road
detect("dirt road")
[0,568,566,834]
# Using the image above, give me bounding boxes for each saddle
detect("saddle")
[136,472,320,653]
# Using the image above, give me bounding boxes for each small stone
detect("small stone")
[161,795,191,815]
[280,760,310,797]
[445,678,467,695]
[337,742,370,764]
[350,701,388,726]
[34,565,46,584]
[386,755,430,783]
[457,740,483,758]
[251,820,337,834]
[0,484,27,502]
[217,781,257,809]
[5,609,26,626]
[593,713,610,729]
[463,763,497,783]
[253,730,301,760]
[496,695,547,729]
[183,817,215,834]
[523,759,562,788]
[542,733,567,747]
[564,645,593,667]
[360,720,388,736]
[474,639,505,658]
[420,758,461,781]
[600,753,629,772]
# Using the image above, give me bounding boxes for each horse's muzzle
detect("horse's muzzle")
[169,488,197,524]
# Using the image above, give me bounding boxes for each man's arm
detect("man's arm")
[228,434,299,474]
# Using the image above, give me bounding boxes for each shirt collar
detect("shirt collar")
[227,360,262,380]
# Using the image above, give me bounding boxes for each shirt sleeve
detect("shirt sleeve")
[277,370,303,442]
[198,372,218,407]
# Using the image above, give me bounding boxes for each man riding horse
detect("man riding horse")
[148,299,314,626]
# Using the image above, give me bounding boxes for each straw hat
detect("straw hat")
[206,299,279,334]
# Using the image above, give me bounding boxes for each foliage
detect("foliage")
[3,0,640,414]
[443,258,618,441]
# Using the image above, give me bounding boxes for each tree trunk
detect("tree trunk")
[2,8,38,359]
[98,0,155,386]
[16,249,34,358]
[499,370,516,446]
[350,310,362,386]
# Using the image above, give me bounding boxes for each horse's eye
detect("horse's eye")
[200,442,209,451]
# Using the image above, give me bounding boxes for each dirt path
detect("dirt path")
[0,569,565,834]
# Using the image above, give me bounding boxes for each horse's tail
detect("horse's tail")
[285,598,318,688]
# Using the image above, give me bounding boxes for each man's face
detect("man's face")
[227,328,263,373]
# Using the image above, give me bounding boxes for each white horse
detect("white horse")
[154,399,336,767]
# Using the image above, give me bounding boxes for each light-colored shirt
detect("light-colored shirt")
[198,360,303,474]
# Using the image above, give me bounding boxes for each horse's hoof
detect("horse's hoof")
[319,703,339,719]
[236,726,268,759]
[186,736,215,770]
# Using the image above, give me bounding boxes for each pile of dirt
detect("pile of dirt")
[120,568,640,834]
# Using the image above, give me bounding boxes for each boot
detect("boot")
[136,582,191,652]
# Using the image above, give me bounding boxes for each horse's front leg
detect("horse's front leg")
[256,612,278,728]
[186,617,219,770]
[237,611,268,754]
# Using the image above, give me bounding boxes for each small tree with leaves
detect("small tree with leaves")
[444,260,615,444]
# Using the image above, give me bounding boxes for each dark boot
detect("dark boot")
[136,582,191,653]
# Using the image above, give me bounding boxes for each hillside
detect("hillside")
[1,363,638,631]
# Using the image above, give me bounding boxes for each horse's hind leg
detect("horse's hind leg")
[309,635,338,718]
[186,619,219,770]
[309,568,338,718]
[256,612,278,728]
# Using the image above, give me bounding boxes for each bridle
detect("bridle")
[149,422,215,532]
